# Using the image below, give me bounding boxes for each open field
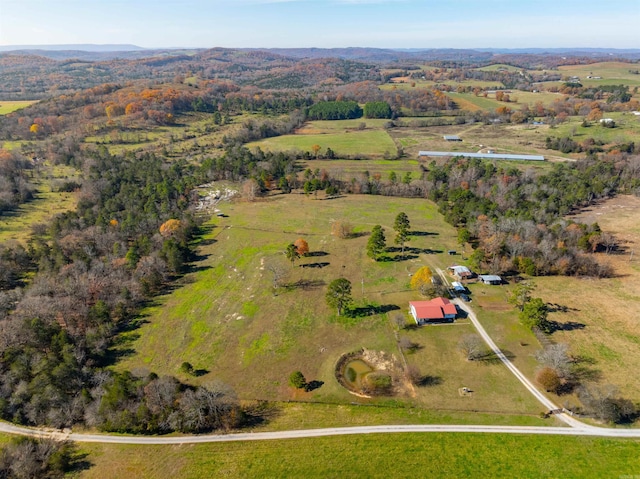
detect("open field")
[388,122,567,163]
[381,79,503,90]
[557,61,640,86]
[550,112,640,145]
[78,433,640,478]
[445,91,564,112]
[247,127,397,158]
[298,158,421,181]
[0,165,79,243]
[477,64,523,72]
[0,100,38,115]
[116,194,546,416]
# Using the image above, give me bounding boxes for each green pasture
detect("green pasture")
[0,165,79,244]
[558,61,640,86]
[246,129,397,158]
[79,433,640,478]
[477,64,523,72]
[299,158,421,180]
[0,100,38,115]
[115,194,546,416]
[550,113,640,145]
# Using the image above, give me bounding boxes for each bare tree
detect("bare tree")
[578,384,637,423]
[264,258,288,289]
[458,334,485,361]
[535,343,572,378]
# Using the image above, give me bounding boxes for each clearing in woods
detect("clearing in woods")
[0,100,38,115]
[246,119,398,158]
[116,194,544,417]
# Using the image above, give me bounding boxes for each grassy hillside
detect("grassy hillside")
[0,100,38,115]
[247,125,397,158]
[116,194,543,415]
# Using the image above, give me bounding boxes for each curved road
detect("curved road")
[0,271,638,443]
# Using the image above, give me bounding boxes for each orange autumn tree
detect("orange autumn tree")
[294,238,309,257]
[159,219,182,237]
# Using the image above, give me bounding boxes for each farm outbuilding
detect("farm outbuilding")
[409,298,457,325]
[479,275,502,285]
[448,265,473,280]
[443,135,462,141]
[452,281,466,293]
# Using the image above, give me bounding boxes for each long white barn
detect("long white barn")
[418,151,545,161]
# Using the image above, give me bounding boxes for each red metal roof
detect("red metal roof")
[410,297,456,319]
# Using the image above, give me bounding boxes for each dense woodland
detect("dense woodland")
[0,48,639,435]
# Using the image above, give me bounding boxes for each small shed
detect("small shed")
[443,135,462,141]
[452,281,466,293]
[448,265,473,280]
[479,275,502,285]
[409,298,457,325]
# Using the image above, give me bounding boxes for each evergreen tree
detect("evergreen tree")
[393,212,411,256]
[367,225,386,261]
[325,278,353,316]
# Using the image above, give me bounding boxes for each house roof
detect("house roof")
[410,297,457,319]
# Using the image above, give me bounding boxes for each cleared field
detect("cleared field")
[298,158,421,181]
[79,433,640,478]
[0,100,38,115]
[247,128,397,158]
[446,91,564,112]
[551,113,640,145]
[389,123,565,163]
[0,165,79,243]
[381,80,502,90]
[558,61,640,86]
[116,194,543,416]
[477,64,522,72]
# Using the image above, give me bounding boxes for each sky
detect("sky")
[0,0,638,49]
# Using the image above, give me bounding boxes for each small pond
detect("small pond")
[343,359,374,391]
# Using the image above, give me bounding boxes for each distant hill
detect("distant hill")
[0,44,147,52]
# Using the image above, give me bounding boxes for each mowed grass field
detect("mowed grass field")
[77,433,640,478]
[247,120,398,158]
[0,100,38,115]
[116,194,544,416]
